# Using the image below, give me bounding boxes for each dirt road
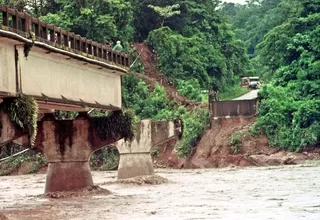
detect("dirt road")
[233,89,259,100]
[1,162,320,220]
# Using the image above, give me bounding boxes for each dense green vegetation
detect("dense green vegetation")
[254,1,320,151]
[221,0,320,151]
[1,0,319,158]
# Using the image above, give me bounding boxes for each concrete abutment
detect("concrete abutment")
[116,119,182,179]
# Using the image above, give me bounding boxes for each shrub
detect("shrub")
[176,108,209,157]
[231,133,242,154]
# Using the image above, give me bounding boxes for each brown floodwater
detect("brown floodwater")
[1,161,320,220]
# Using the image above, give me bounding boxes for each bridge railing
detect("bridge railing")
[210,99,258,118]
[0,5,130,69]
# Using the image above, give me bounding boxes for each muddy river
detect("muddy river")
[1,161,320,220]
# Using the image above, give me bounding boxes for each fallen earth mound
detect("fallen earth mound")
[104,175,168,186]
[44,185,111,199]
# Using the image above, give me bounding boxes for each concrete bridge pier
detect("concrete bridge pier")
[36,115,119,193]
[45,161,93,193]
[116,119,182,179]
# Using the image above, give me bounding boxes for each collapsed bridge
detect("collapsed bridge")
[0,5,130,112]
[0,6,182,193]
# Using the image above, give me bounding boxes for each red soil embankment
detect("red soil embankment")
[153,117,320,168]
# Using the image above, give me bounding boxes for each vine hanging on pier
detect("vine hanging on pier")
[0,94,38,146]
[90,110,135,142]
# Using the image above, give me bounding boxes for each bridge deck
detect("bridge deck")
[0,5,130,112]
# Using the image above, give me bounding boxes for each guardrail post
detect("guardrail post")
[108,49,112,61]
[2,6,8,26]
[34,19,40,37]
[12,10,18,30]
[88,43,92,55]
[22,14,31,33]
[82,38,87,53]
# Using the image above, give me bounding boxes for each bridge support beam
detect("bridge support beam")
[116,119,182,179]
[36,115,116,193]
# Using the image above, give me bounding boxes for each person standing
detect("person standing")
[113,41,123,52]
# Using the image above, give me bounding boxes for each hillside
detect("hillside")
[134,44,320,169]
[133,43,205,108]
[153,117,320,169]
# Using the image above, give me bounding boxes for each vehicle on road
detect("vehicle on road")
[241,76,261,89]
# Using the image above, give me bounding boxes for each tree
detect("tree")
[40,0,133,44]
[221,0,283,57]
[253,0,320,151]
[1,0,60,16]
[148,4,180,27]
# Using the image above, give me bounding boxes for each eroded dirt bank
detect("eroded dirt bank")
[1,163,320,220]
[153,117,320,169]
[133,43,320,169]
